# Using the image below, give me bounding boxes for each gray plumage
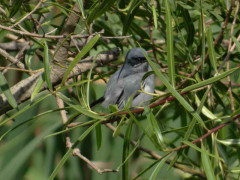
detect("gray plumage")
[102,48,154,109]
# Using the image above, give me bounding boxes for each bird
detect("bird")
[93,48,154,109]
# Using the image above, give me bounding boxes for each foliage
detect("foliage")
[0,0,240,179]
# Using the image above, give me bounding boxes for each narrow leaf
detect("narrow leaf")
[10,0,24,17]
[201,144,216,180]
[207,27,218,73]
[182,66,239,92]
[217,139,240,146]
[95,124,102,150]
[31,74,44,101]
[164,0,175,86]
[43,41,52,91]
[0,72,17,108]
[152,5,158,29]
[76,0,86,19]
[232,36,240,51]
[122,121,133,180]
[61,34,100,84]
[149,154,171,180]
[87,0,118,24]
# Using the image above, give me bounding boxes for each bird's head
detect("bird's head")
[125,48,148,67]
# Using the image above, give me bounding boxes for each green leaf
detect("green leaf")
[45,119,100,138]
[48,147,73,180]
[229,167,240,174]
[195,94,221,121]
[201,143,216,180]
[130,21,149,39]
[61,34,100,84]
[86,56,97,108]
[76,0,86,19]
[132,160,160,180]
[232,36,240,51]
[68,104,106,120]
[87,0,118,24]
[182,66,239,92]
[146,108,166,149]
[122,121,133,180]
[117,137,140,170]
[164,0,175,86]
[206,27,218,73]
[178,3,195,46]
[57,79,89,91]
[183,88,210,140]
[43,40,52,91]
[122,0,143,35]
[10,0,24,17]
[46,2,72,16]
[217,139,240,146]
[57,92,106,120]
[182,141,223,161]
[0,72,17,108]
[149,154,171,180]
[95,124,102,150]
[200,0,206,68]
[31,75,44,101]
[152,5,158,29]
[25,43,41,69]
[113,115,126,137]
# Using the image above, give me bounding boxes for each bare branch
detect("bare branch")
[0,47,26,69]
[72,148,118,174]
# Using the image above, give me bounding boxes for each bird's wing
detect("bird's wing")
[102,69,124,107]
[102,72,144,108]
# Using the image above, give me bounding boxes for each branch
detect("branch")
[0,48,120,115]
[166,113,240,151]
[0,24,102,39]
[0,47,26,69]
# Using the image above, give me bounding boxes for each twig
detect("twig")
[72,148,118,173]
[0,67,43,73]
[166,113,240,151]
[102,35,132,39]
[55,96,71,145]
[0,47,26,69]
[10,0,44,28]
[0,24,103,39]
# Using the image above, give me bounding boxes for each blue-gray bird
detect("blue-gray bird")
[96,48,154,109]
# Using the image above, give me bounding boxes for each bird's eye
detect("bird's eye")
[133,57,145,62]
[138,57,146,62]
